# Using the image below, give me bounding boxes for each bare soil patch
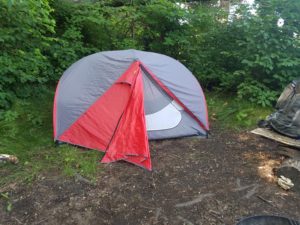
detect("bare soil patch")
[1,124,300,225]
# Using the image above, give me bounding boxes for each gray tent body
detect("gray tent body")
[268,79,300,138]
[54,50,209,142]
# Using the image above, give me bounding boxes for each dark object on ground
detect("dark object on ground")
[237,215,300,225]
[257,119,270,128]
[266,79,300,139]
[276,145,300,159]
[54,140,65,147]
[276,160,300,193]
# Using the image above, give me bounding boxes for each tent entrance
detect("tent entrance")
[141,65,207,140]
[145,100,183,131]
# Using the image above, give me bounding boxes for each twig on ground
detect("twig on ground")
[168,154,181,159]
[34,217,49,225]
[244,184,260,199]
[139,204,156,210]
[233,184,256,192]
[74,173,95,186]
[12,217,22,225]
[154,208,162,221]
[257,195,275,207]
[177,216,194,225]
[175,193,214,208]
[233,178,256,191]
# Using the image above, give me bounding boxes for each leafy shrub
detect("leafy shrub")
[0,0,55,110]
[237,81,277,107]
[2,0,300,111]
[193,0,300,106]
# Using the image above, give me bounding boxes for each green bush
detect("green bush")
[0,0,55,111]
[193,0,300,106]
[1,0,300,111]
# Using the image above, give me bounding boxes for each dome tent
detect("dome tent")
[53,50,209,170]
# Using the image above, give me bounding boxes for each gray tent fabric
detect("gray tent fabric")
[135,51,208,130]
[142,69,205,139]
[56,54,132,138]
[54,49,209,141]
[142,69,170,115]
[268,79,300,138]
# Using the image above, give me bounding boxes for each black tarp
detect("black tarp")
[267,80,300,138]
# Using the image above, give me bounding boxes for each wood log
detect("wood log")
[251,128,300,149]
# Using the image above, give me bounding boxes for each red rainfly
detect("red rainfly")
[59,61,152,170]
[101,67,151,170]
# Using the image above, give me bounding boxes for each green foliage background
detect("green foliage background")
[1,0,299,186]
[1,0,300,112]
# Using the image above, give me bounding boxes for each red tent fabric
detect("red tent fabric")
[59,61,151,170]
[101,65,151,170]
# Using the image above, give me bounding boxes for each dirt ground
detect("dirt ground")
[1,124,300,225]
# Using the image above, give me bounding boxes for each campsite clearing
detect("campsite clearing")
[1,124,299,225]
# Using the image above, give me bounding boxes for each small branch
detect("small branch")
[244,185,260,199]
[12,217,22,225]
[257,195,275,207]
[177,216,194,225]
[175,193,214,208]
